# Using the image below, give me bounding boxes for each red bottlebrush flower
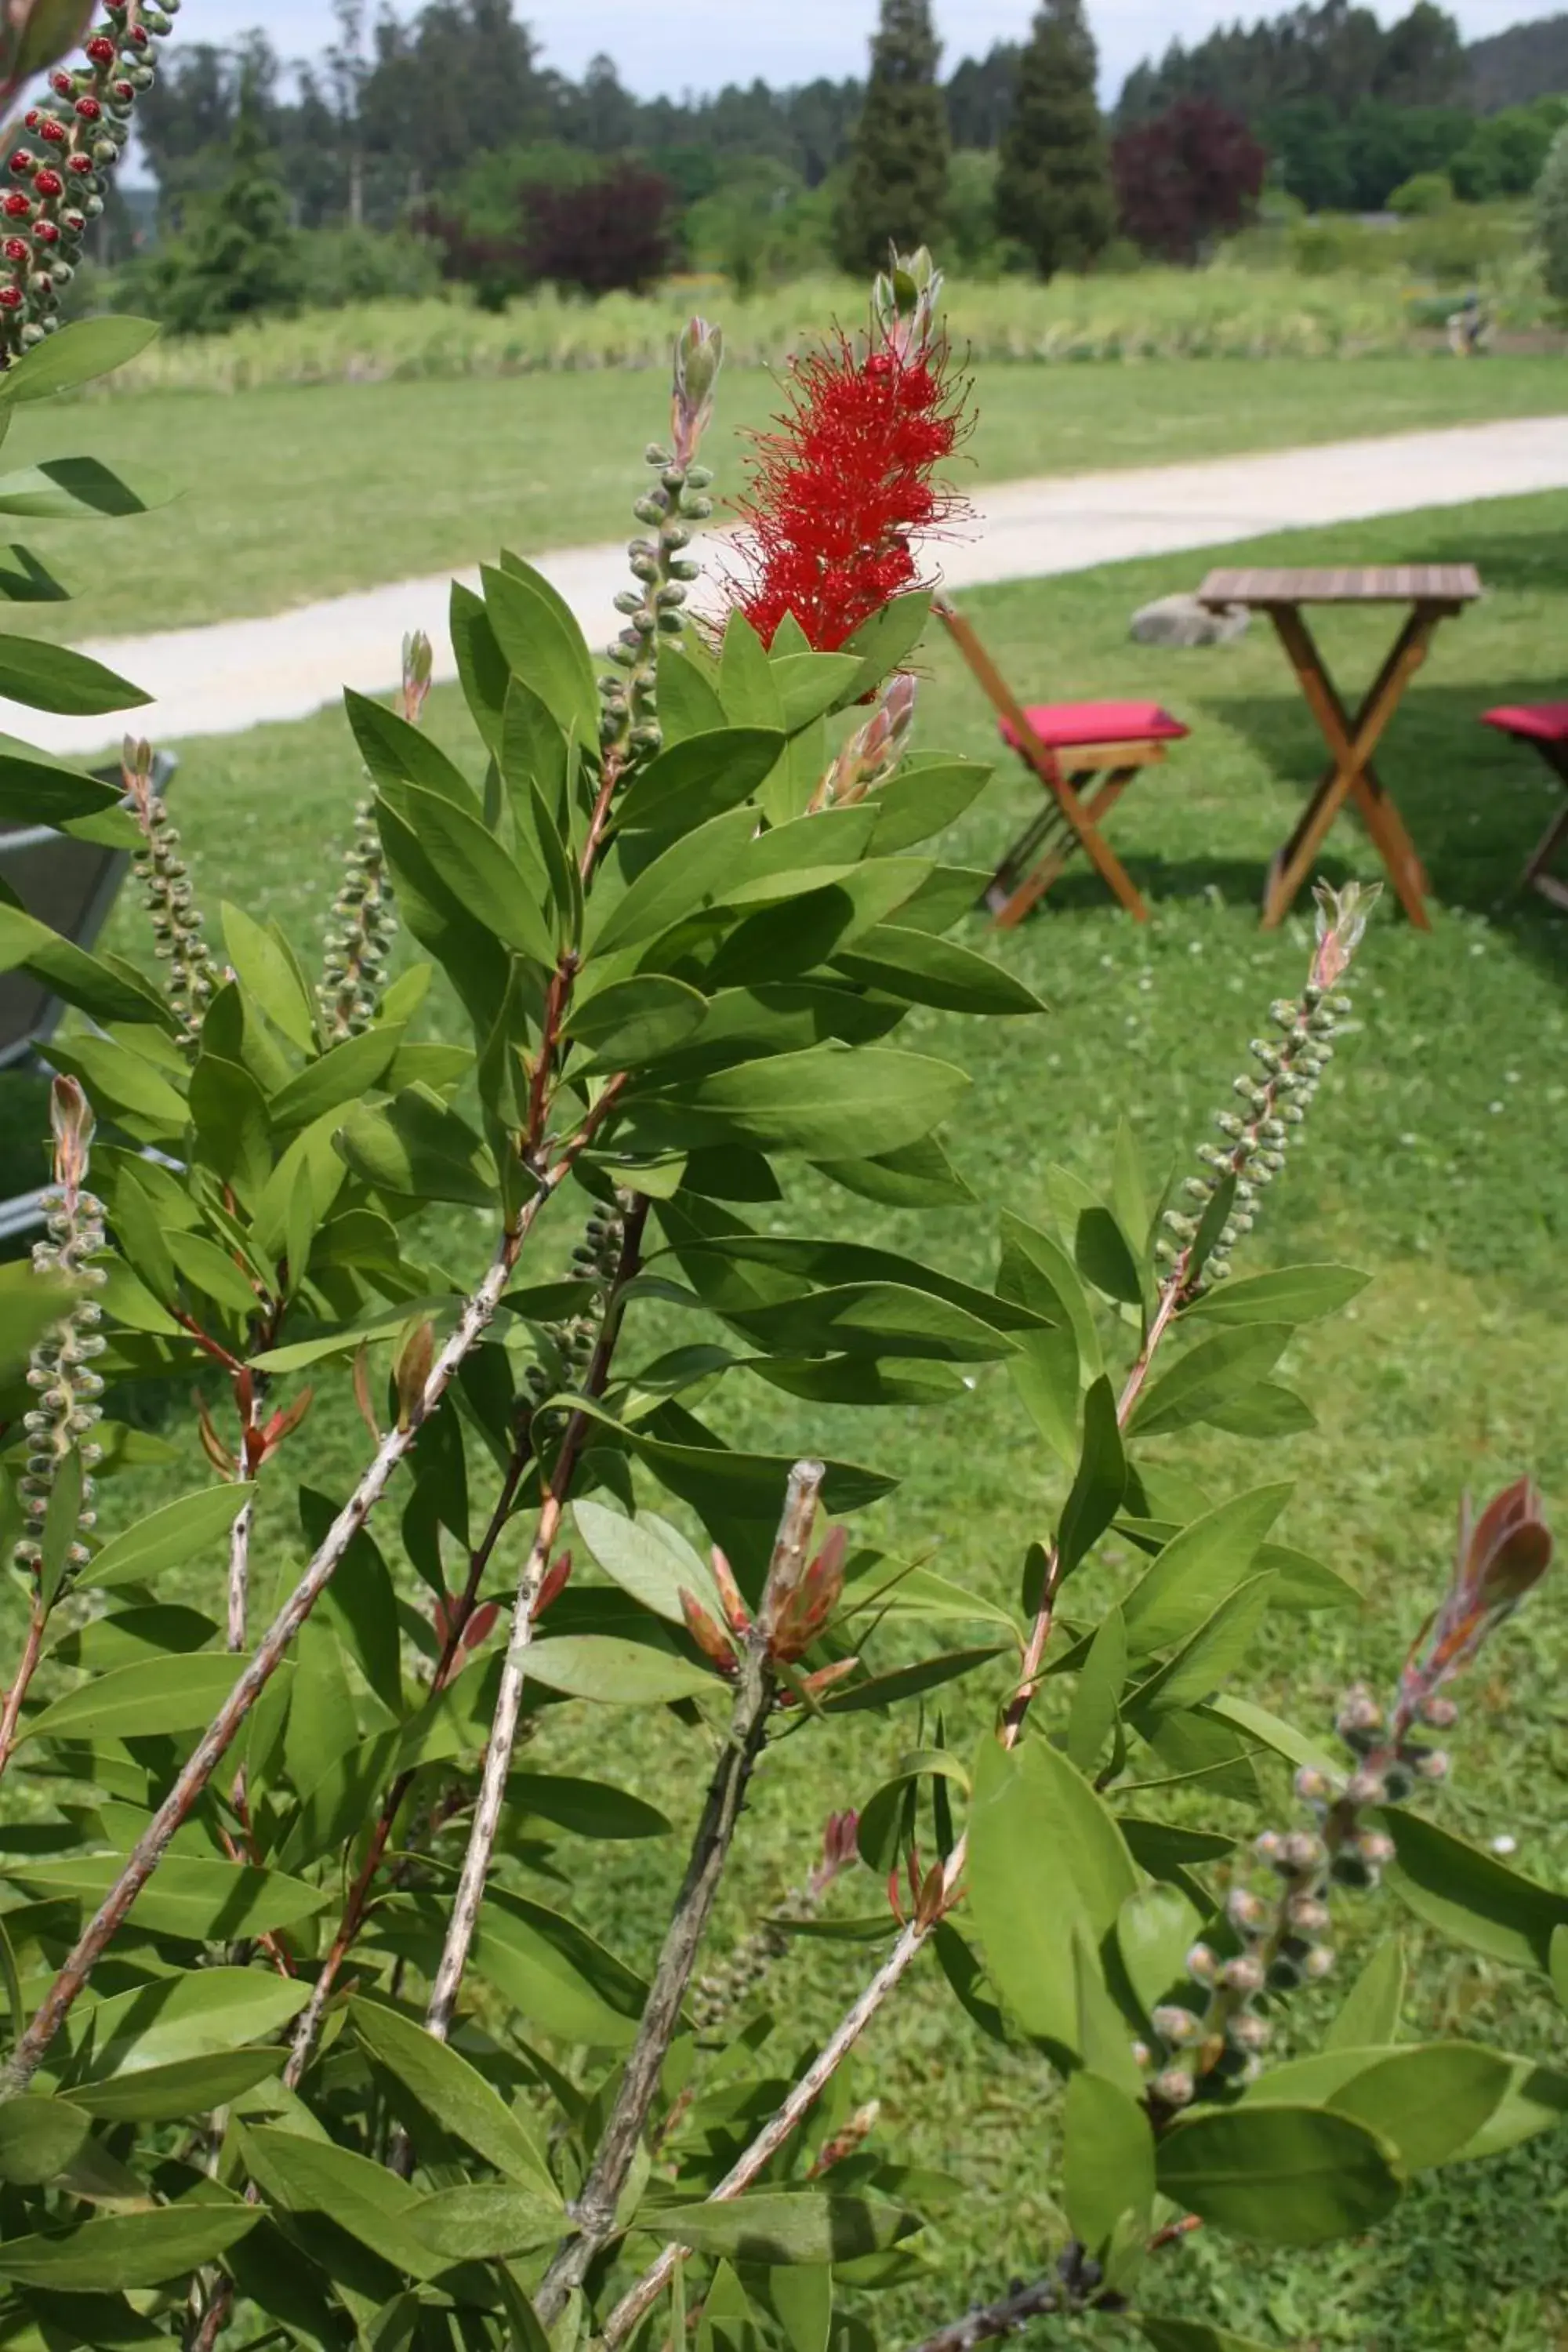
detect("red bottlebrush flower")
[38,117,67,143]
[8,151,34,176]
[3,237,27,261]
[74,96,101,121]
[32,168,62,198]
[728,330,971,654]
[2,192,30,218]
[31,218,56,244]
[65,153,93,176]
[85,35,115,64]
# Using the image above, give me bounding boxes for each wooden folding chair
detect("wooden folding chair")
[937,599,1189,927]
[1480,702,1568,912]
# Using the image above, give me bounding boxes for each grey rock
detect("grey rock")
[1131,592,1250,648]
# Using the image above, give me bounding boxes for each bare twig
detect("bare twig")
[423,1192,651,2042]
[536,1461,825,2324]
[603,1863,956,2349]
[0,1608,45,1783]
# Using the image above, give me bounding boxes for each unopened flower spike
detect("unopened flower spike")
[600,317,720,760]
[812,673,917,813]
[401,629,434,728]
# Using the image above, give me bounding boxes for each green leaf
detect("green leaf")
[0,2096,89,2185]
[1384,1808,1568,1969]
[1255,1541,1359,1613]
[0,634,149,717]
[21,1651,245,1746]
[1118,1817,1235,1875]
[1451,2056,1568,2161]
[769,651,865,731]
[1073,1926,1145,2098]
[655,2194,916,2267]
[1326,1938,1406,2051]
[267,1026,403,1134]
[997,1211,1102,1377]
[833,591,931,704]
[379,1889,641,2048]
[381,783,555,966]
[0,900,169,1029]
[10,1852,327,1941]
[567,975,708,1069]
[634,1046,968,1160]
[72,2047,287,2122]
[572,1498,716,1627]
[73,1965,309,2080]
[869,755,992,853]
[350,1998,558,2197]
[1058,1376,1126,1577]
[587,804,755,956]
[1203,1382,1316,1438]
[0,742,124,825]
[1329,2043,1512,2171]
[239,2123,433,2277]
[220,902,318,1052]
[967,1735,1138,2053]
[1156,2104,1403,2246]
[1066,1606,1127,1775]
[1125,1573,1277,1723]
[618,726,786,833]
[1116,1883,1201,2022]
[1137,2321,1277,2352]
[816,1134,975,1209]
[655,640,727,742]
[484,554,601,746]
[1554,1925,1568,2013]
[1062,2071,1155,2253]
[1186,1264,1370,1326]
[722,1281,1018,1364]
[409,2180,564,2263]
[1129,1325,1294,1438]
[526,1633,720,1704]
[337,1089,497,1206]
[0,2205,261,2291]
[165,1229,262,1318]
[87,1485,257,1592]
[1120,1486,1293,1659]
[0,453,169,521]
[510,1770,671,1839]
[1073,1204,1144,1308]
[831,925,1046,1016]
[0,317,158,405]
[348,688,483,815]
[820,1645,1006,1713]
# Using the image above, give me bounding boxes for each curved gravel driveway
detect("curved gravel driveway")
[9,413,1566,760]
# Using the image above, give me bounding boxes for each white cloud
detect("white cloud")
[164,0,1563,107]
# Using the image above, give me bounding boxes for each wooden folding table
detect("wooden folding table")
[1196,564,1481,931]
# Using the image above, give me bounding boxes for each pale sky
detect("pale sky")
[155,0,1557,107]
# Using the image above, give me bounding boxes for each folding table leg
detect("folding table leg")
[1524,800,1568,909]
[1261,604,1437,930]
[992,769,1140,929]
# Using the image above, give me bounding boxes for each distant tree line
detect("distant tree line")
[121,0,1568,332]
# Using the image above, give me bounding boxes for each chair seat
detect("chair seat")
[1000,699,1189,753]
[1482,702,1568,746]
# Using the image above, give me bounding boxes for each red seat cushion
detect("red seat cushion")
[1000,699,1189,752]
[1482,702,1568,746]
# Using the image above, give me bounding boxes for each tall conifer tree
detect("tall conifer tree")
[996,0,1114,278]
[837,0,949,273]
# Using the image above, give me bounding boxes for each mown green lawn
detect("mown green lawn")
[4,488,1567,2347]
[1,354,1563,642]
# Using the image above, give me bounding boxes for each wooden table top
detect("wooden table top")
[1198,563,1482,611]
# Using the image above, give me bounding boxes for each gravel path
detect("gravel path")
[12,413,1566,760]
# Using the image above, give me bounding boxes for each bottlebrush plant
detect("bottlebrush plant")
[0,241,1560,2352]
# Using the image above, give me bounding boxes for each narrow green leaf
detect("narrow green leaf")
[1120,1486,1293,1660]
[0,2205,261,2290]
[831,924,1047,1016]
[0,634,148,716]
[1186,1264,1370,1326]
[22,1651,245,1745]
[655,2193,916,2267]
[1130,1324,1294,1438]
[10,1852,326,1941]
[1385,1808,1568,1970]
[1330,2042,1512,2171]
[350,1998,557,2197]
[0,316,158,404]
[1066,1606,1127,1775]
[1058,1376,1126,1577]
[524,1633,719,1704]
[1116,1883,1201,2022]
[0,2096,89,2184]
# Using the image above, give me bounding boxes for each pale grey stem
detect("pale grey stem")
[602,1864,953,2350]
[536,1461,825,2325]
[226,1493,253,1653]
[422,1499,559,2043]
[0,1208,546,2104]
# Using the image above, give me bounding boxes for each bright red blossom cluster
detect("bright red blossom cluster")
[731,334,971,652]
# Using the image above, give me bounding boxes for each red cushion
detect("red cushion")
[1482,702,1568,746]
[1000,699,1189,751]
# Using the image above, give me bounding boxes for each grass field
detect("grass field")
[5,488,1563,2346]
[0,354,1563,643]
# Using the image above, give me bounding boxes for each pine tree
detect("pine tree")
[996,0,1114,280]
[155,80,298,335]
[836,0,949,274]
